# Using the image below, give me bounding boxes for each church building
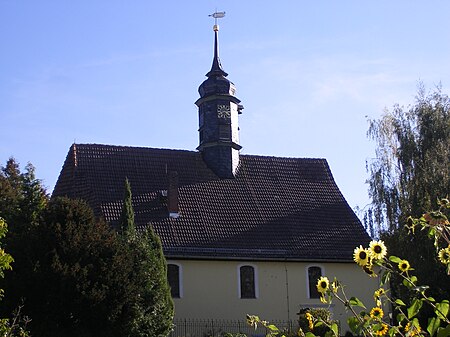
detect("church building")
[53,18,377,336]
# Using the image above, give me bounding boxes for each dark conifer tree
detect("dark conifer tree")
[118,179,174,337]
[119,177,135,236]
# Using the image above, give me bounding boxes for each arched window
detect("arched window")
[239,265,256,299]
[167,263,181,298]
[307,266,323,299]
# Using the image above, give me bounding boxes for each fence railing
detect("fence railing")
[169,319,296,337]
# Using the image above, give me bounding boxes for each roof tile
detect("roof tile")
[53,143,370,261]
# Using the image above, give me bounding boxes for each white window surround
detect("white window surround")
[237,263,259,299]
[167,261,183,298]
[305,264,325,299]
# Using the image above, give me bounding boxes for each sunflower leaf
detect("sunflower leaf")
[381,271,391,286]
[372,323,382,331]
[347,316,360,334]
[397,313,407,323]
[388,327,399,337]
[407,298,423,319]
[427,317,441,337]
[267,324,279,332]
[349,297,366,309]
[389,255,402,263]
[437,324,450,337]
[330,323,339,336]
[435,300,449,320]
[395,299,406,306]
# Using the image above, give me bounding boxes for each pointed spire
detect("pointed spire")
[206,20,228,77]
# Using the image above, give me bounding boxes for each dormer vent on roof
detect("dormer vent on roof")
[195,14,243,179]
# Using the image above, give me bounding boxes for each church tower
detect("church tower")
[195,16,243,179]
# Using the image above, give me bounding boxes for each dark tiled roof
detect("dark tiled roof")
[53,143,370,261]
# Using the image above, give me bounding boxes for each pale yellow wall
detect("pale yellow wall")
[168,259,379,333]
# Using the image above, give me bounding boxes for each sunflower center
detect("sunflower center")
[374,245,382,254]
[320,281,327,288]
[401,263,407,269]
[359,251,367,259]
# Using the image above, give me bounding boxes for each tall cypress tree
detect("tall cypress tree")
[119,179,174,336]
[119,178,135,237]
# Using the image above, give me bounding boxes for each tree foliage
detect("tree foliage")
[119,177,135,236]
[366,84,450,232]
[0,159,174,337]
[0,158,48,229]
[118,179,174,337]
[365,84,450,325]
[0,217,30,337]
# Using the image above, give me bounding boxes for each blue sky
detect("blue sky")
[1,1,449,215]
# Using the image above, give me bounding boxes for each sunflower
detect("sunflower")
[375,323,389,336]
[404,321,421,337]
[369,307,384,320]
[331,280,339,293]
[438,247,450,265]
[373,288,385,299]
[363,264,377,277]
[354,245,370,266]
[373,288,385,306]
[305,312,314,330]
[369,240,387,260]
[316,276,329,294]
[398,259,411,273]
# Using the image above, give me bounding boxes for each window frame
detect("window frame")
[237,263,258,299]
[167,262,183,299]
[306,264,324,299]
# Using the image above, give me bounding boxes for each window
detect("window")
[167,263,181,298]
[307,266,323,299]
[239,265,256,299]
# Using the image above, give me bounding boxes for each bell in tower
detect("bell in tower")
[195,13,244,179]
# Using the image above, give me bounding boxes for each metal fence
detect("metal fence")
[169,319,296,337]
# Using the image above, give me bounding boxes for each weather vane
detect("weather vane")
[209,10,225,31]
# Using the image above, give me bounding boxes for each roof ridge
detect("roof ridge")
[72,143,328,161]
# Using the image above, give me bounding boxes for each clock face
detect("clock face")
[217,104,231,118]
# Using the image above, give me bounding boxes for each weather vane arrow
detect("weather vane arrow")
[209,11,226,28]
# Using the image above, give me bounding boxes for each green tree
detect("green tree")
[119,177,135,236]
[366,84,450,324]
[0,160,174,336]
[118,179,174,337]
[0,158,48,334]
[10,197,139,337]
[0,217,30,337]
[366,84,449,232]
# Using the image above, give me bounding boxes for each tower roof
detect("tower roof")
[206,25,228,78]
[198,23,236,99]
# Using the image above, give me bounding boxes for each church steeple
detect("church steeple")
[206,24,228,78]
[195,14,243,179]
